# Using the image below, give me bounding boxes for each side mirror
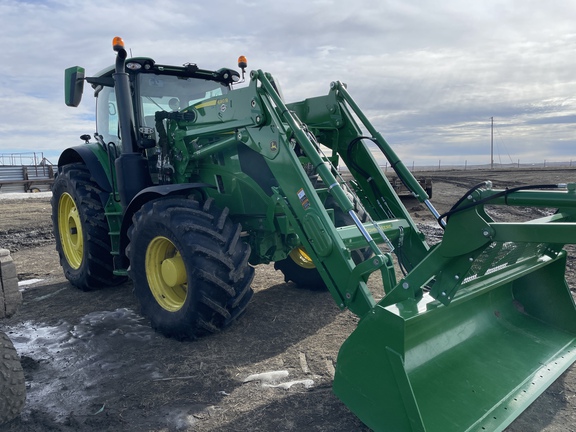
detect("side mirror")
[65,66,85,107]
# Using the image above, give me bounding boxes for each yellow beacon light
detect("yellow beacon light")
[238,55,247,70]
[113,37,125,51]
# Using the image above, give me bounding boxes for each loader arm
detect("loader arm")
[165,69,433,318]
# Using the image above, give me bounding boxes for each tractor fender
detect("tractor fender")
[58,146,113,207]
[117,183,215,268]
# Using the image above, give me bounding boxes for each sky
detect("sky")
[1,0,575,167]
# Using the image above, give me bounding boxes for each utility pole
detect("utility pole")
[490,117,494,170]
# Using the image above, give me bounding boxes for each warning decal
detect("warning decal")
[297,188,310,209]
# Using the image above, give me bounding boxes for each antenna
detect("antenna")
[490,117,494,170]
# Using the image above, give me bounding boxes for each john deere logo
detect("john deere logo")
[270,141,278,152]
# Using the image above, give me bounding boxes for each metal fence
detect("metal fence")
[0,153,54,193]
[380,160,576,173]
[0,152,51,167]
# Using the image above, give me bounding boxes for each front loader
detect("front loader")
[54,37,576,431]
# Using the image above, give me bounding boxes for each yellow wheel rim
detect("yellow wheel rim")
[58,192,83,270]
[145,236,188,312]
[289,246,316,269]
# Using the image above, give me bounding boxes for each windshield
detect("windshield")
[138,74,229,127]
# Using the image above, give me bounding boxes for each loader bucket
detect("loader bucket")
[334,251,576,432]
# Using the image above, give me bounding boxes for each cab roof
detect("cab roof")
[86,57,240,88]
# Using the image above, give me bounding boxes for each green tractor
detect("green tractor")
[55,37,576,431]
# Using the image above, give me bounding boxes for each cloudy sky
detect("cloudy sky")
[1,0,575,167]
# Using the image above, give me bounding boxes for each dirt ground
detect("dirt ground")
[0,168,575,432]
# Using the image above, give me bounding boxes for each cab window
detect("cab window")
[138,74,228,126]
[96,86,119,144]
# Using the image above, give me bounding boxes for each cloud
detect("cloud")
[0,0,575,166]
[526,115,576,125]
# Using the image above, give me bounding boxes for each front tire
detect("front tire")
[51,163,125,290]
[274,196,372,289]
[127,197,254,339]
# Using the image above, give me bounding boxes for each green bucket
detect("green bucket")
[334,252,576,431]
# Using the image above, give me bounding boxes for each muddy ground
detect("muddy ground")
[0,168,575,432]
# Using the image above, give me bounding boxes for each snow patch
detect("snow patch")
[243,370,289,384]
[263,379,315,390]
[243,370,314,390]
[18,278,44,287]
[0,192,52,200]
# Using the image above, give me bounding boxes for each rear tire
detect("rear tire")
[127,197,254,339]
[0,330,25,425]
[51,163,125,290]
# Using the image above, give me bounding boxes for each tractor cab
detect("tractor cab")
[65,57,241,185]
[66,57,238,135]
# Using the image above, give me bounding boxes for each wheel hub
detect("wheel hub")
[58,192,83,269]
[145,236,187,312]
[161,256,187,287]
[289,246,316,269]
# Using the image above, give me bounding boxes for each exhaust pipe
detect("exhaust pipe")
[112,37,151,207]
